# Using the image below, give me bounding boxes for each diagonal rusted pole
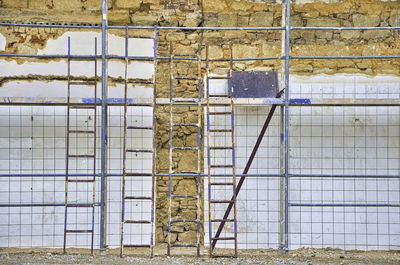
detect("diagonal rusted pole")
[211,88,285,251]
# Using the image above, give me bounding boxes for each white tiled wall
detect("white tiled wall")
[0,31,155,248]
[205,75,400,250]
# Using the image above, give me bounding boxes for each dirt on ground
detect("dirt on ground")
[1,246,399,264]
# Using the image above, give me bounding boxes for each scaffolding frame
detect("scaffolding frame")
[0,0,399,254]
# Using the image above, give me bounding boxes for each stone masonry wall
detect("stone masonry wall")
[0,0,399,246]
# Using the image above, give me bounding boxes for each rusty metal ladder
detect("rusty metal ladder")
[63,37,97,255]
[120,28,157,257]
[206,41,238,258]
[167,41,202,257]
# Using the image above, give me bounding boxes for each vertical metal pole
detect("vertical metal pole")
[150,26,158,258]
[167,41,173,257]
[63,36,71,255]
[279,0,286,250]
[284,0,291,253]
[100,0,108,250]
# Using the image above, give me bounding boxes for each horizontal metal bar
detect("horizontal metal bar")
[291,26,400,30]
[0,54,100,59]
[289,174,400,179]
[109,26,283,30]
[3,97,399,106]
[2,173,399,178]
[289,203,400,207]
[291,55,400,59]
[0,22,101,29]
[0,202,101,207]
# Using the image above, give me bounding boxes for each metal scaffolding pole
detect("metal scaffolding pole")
[283,0,291,253]
[100,0,108,250]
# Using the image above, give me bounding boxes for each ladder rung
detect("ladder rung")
[210,182,234,186]
[124,220,151,224]
[209,112,232,115]
[66,203,94,207]
[209,146,233,150]
[174,76,200,80]
[210,165,233,168]
[210,219,236,222]
[68,154,95,158]
[69,81,96,86]
[126,149,153,153]
[125,172,152,177]
[209,129,232,133]
[127,126,152,130]
[171,194,198,199]
[172,123,199,127]
[127,103,153,107]
[67,179,95,183]
[123,244,151,248]
[172,147,199,150]
[171,243,199,248]
[210,200,234,203]
[170,219,199,224]
[68,130,95,134]
[69,105,96,109]
[65,229,93,233]
[207,76,231,80]
[124,196,152,200]
[211,237,236,241]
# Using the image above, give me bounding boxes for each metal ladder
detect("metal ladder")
[120,28,157,257]
[64,37,97,255]
[167,41,202,257]
[206,42,238,258]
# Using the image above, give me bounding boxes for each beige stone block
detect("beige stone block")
[182,12,201,27]
[207,45,223,59]
[178,231,197,242]
[29,0,46,9]
[315,31,333,40]
[218,13,238,27]
[130,13,158,26]
[249,12,274,27]
[166,32,186,41]
[306,18,340,27]
[340,30,360,40]
[261,43,280,58]
[115,0,141,9]
[233,44,259,59]
[353,14,380,27]
[362,30,391,40]
[3,0,27,8]
[86,0,102,11]
[109,10,130,24]
[203,0,227,12]
[53,0,82,10]
[389,13,400,27]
